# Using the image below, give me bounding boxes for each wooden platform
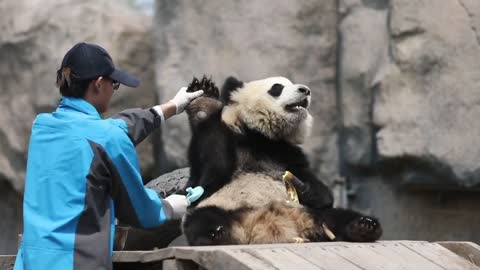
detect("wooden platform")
[2,241,479,270]
[113,241,480,270]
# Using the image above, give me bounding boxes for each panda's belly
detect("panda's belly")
[197,172,288,210]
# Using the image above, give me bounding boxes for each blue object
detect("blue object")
[186,186,204,203]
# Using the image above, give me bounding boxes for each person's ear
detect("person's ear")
[94,77,103,92]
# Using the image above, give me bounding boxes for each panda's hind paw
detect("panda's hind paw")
[345,216,382,242]
[188,75,219,99]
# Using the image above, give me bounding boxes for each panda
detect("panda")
[181,76,382,246]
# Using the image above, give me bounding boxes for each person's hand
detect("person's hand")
[164,194,190,219]
[169,86,204,114]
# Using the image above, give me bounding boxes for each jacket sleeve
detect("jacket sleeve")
[102,130,173,228]
[110,108,162,146]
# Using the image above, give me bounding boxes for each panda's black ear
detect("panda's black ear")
[221,76,244,103]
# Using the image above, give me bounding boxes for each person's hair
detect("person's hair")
[56,67,91,97]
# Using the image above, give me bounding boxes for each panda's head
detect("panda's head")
[221,76,313,144]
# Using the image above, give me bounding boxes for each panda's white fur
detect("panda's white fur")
[222,77,313,145]
[197,173,289,210]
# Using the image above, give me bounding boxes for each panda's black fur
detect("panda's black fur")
[182,76,382,245]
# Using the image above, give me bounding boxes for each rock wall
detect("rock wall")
[376,0,480,187]
[0,0,156,254]
[338,0,480,241]
[338,0,480,188]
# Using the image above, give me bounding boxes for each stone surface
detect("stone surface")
[374,0,480,187]
[338,0,480,188]
[0,0,155,254]
[153,0,340,182]
[337,0,390,167]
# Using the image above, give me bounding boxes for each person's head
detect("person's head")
[56,42,140,113]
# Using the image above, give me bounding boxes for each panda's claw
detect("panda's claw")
[192,75,219,98]
[187,77,202,93]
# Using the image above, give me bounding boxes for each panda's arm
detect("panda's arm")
[280,144,334,208]
[288,168,334,209]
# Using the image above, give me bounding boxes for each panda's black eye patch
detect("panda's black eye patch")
[268,84,284,97]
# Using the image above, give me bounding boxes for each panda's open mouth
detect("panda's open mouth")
[285,99,309,112]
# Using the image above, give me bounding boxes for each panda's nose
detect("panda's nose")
[298,87,310,96]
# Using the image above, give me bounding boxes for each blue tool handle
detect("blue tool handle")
[186,186,204,203]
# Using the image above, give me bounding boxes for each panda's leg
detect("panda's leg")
[309,208,382,242]
[185,125,237,205]
[182,206,249,246]
[245,202,315,244]
[184,76,237,203]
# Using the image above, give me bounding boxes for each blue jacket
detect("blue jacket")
[14,97,173,270]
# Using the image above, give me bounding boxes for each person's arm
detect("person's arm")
[110,87,203,146]
[100,132,189,228]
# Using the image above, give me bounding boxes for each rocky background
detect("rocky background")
[1,0,479,254]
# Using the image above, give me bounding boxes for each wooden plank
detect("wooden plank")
[122,248,176,263]
[113,250,158,262]
[401,242,480,270]
[200,249,277,270]
[242,247,323,270]
[438,241,480,267]
[140,243,346,265]
[328,243,408,270]
[111,241,480,269]
[289,245,361,270]
[222,249,278,270]
[368,242,445,270]
[170,249,257,270]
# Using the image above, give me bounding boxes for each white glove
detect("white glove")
[169,86,204,114]
[164,194,190,219]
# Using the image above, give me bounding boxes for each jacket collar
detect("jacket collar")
[57,97,101,119]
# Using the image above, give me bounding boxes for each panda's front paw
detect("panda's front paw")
[186,76,223,123]
[345,216,382,242]
[188,75,219,99]
[289,177,333,209]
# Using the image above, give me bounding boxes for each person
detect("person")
[13,42,204,270]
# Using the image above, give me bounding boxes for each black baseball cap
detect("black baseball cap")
[60,42,140,88]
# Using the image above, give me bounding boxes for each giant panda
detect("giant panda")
[181,76,382,246]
